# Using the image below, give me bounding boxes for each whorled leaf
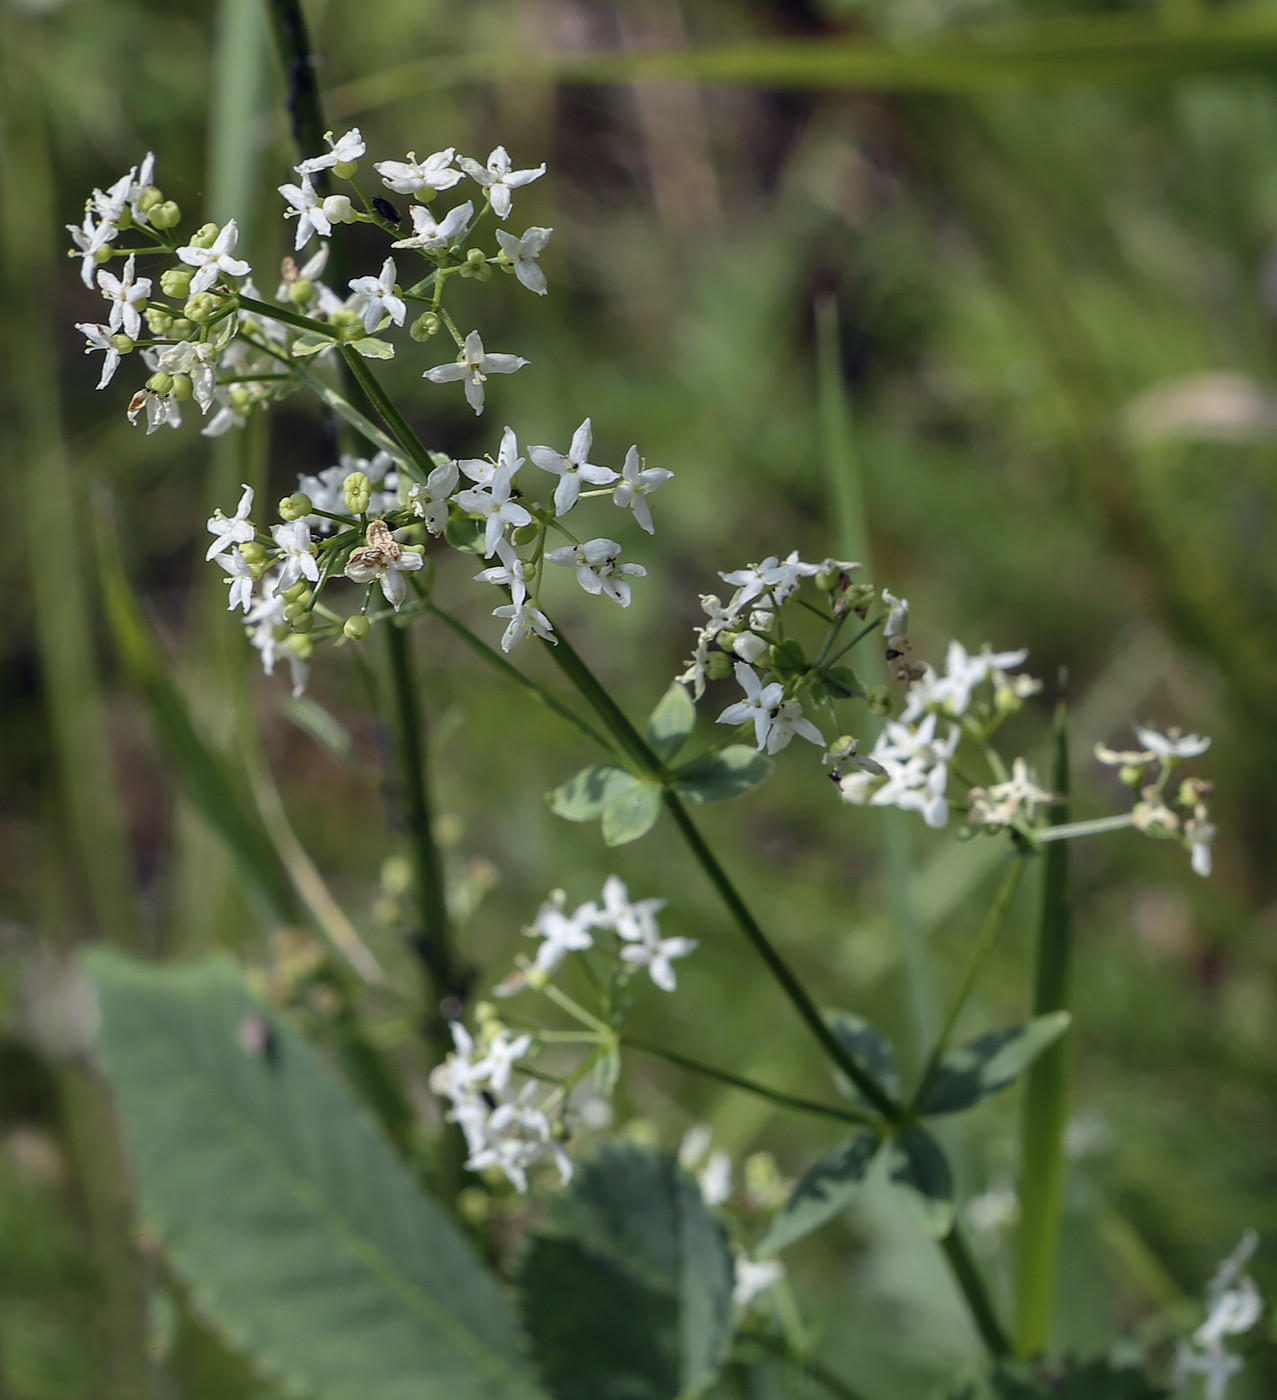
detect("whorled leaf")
[644,682,696,762]
[886,1125,954,1237]
[827,1010,900,1103]
[600,775,663,846]
[85,952,543,1400]
[918,1012,1072,1117]
[672,746,773,804]
[517,1142,734,1400]
[350,337,396,359]
[757,1131,881,1256]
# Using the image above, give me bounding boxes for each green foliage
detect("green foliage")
[943,1359,1168,1399]
[827,1011,901,1101]
[547,764,663,844]
[918,1012,1072,1116]
[758,1131,881,1256]
[886,1126,955,1237]
[85,951,543,1400]
[351,337,396,359]
[645,681,696,761]
[516,1142,734,1400]
[673,746,774,804]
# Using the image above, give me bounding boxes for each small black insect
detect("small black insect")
[372,196,401,226]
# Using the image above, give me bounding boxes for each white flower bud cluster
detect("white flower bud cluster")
[1172,1231,1263,1399]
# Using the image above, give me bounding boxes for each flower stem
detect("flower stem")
[1014,697,1073,1357]
[941,1224,1013,1359]
[337,346,435,481]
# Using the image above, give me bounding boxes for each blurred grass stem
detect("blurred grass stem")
[941,1225,1013,1359]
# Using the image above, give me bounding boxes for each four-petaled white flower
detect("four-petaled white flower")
[1133,724,1211,760]
[617,911,698,991]
[902,641,1030,723]
[474,537,529,607]
[125,153,156,223]
[529,419,617,515]
[67,211,111,289]
[764,699,825,754]
[375,148,463,196]
[459,424,524,486]
[296,127,366,175]
[423,329,528,415]
[612,445,672,534]
[343,520,424,610]
[457,145,546,220]
[348,257,406,335]
[206,484,256,560]
[391,200,473,252]
[76,323,122,389]
[218,550,255,613]
[455,463,532,556]
[153,339,219,413]
[127,387,182,434]
[717,663,785,751]
[278,174,338,251]
[544,537,646,607]
[271,519,320,591]
[882,588,910,643]
[408,459,460,535]
[720,552,822,610]
[97,255,151,340]
[969,757,1054,828]
[492,599,555,653]
[526,890,597,975]
[177,219,251,294]
[495,226,552,294]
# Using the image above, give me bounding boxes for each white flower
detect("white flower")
[423,329,528,415]
[375,148,463,196]
[76,323,122,389]
[493,600,555,652]
[968,757,1054,828]
[495,227,552,294]
[733,1254,785,1309]
[455,463,532,556]
[245,576,287,676]
[882,588,910,643]
[153,339,219,413]
[218,551,255,613]
[202,392,249,438]
[474,537,529,608]
[459,424,525,486]
[620,929,698,992]
[408,460,460,535]
[473,1028,534,1096]
[612,445,672,534]
[177,219,251,294]
[902,641,1030,722]
[391,200,473,252]
[717,663,784,751]
[271,519,320,591]
[544,537,646,607]
[126,387,183,434]
[526,890,597,975]
[348,257,406,335]
[1172,1233,1263,1400]
[125,153,157,223]
[67,211,111,289]
[278,176,352,251]
[466,1087,573,1194]
[719,553,821,610]
[764,699,824,755]
[276,243,330,300]
[90,169,134,230]
[206,484,256,561]
[528,419,618,515]
[296,127,366,175]
[96,255,151,340]
[343,520,425,610]
[1133,724,1211,760]
[457,145,546,220]
[1187,815,1216,877]
[596,875,666,946]
[847,713,960,829]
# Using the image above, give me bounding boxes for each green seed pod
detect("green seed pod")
[287,279,314,306]
[409,311,441,342]
[815,569,838,592]
[1119,764,1145,788]
[146,371,174,396]
[466,247,486,269]
[229,387,253,411]
[413,186,438,203]
[290,612,314,634]
[866,684,892,717]
[283,600,307,621]
[160,267,193,298]
[169,373,193,402]
[329,307,359,329]
[343,615,371,641]
[278,492,313,522]
[110,333,135,353]
[190,222,220,250]
[94,245,115,265]
[149,200,182,230]
[184,293,217,324]
[343,471,372,514]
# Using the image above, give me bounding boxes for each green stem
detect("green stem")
[913,858,1026,1106]
[941,1225,1013,1359]
[1014,698,1072,1357]
[1035,812,1133,842]
[264,0,328,176]
[622,1037,877,1127]
[741,1333,871,1400]
[338,345,435,481]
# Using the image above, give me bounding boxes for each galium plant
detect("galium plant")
[71,115,1261,1400]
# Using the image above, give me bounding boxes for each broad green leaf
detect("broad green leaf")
[887,1126,954,1237]
[547,765,633,821]
[601,774,663,846]
[291,333,337,357]
[351,337,396,359]
[673,746,773,804]
[827,1011,900,1101]
[516,1142,733,1400]
[644,682,696,762]
[757,1132,881,1256]
[86,952,543,1400]
[919,1012,1071,1117]
[444,511,487,554]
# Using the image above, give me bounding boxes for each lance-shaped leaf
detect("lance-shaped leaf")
[672,746,773,804]
[350,337,396,359]
[827,1011,900,1102]
[517,1142,734,1400]
[887,1125,954,1237]
[918,1012,1072,1117]
[757,1132,881,1256]
[644,682,696,762]
[85,951,544,1400]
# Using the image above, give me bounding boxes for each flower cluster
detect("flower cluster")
[1096,725,1215,876]
[1173,1231,1263,1399]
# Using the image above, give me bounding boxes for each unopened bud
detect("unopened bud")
[137,186,164,213]
[1119,764,1145,788]
[332,160,358,180]
[184,293,217,323]
[466,248,486,269]
[169,317,195,338]
[343,615,371,641]
[110,333,135,353]
[239,542,266,566]
[190,222,220,250]
[94,245,115,265]
[866,684,892,717]
[343,470,372,514]
[288,278,314,306]
[282,580,311,603]
[827,735,858,760]
[169,373,193,402]
[160,267,193,298]
[278,492,313,522]
[149,200,181,229]
[322,194,354,223]
[229,387,253,411]
[329,307,359,329]
[290,611,314,633]
[145,307,174,335]
[409,311,441,341]
[705,650,734,681]
[287,634,314,659]
[994,684,1022,715]
[146,371,174,396]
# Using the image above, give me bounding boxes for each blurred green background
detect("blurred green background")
[1,0,1275,1395]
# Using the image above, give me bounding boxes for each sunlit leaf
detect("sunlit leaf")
[644,682,696,762]
[919,1013,1072,1116]
[673,746,773,803]
[757,1132,881,1256]
[351,337,395,359]
[887,1126,954,1237]
[601,774,663,846]
[827,1011,900,1101]
[547,765,634,821]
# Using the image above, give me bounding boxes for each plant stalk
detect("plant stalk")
[942,1224,1013,1359]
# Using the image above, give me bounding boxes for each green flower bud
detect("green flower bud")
[828,734,858,759]
[184,293,217,324]
[94,245,115,265]
[149,200,181,230]
[287,634,314,659]
[1119,764,1145,788]
[110,333,135,353]
[137,186,164,213]
[160,267,193,298]
[284,602,312,624]
[409,311,441,342]
[866,684,892,717]
[169,317,195,338]
[239,542,267,566]
[190,222,220,250]
[329,307,359,329]
[343,470,372,514]
[333,159,358,180]
[282,580,311,603]
[322,194,354,223]
[169,373,193,402]
[815,569,838,592]
[145,307,174,335]
[705,650,734,681]
[116,206,134,231]
[287,279,314,306]
[278,492,313,522]
[146,371,174,396]
[466,248,486,269]
[343,615,371,641]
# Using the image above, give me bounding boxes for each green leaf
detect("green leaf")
[351,337,396,359]
[887,1126,954,1237]
[939,1359,1168,1400]
[644,682,696,762]
[85,951,543,1400]
[547,765,634,821]
[291,333,337,357]
[601,774,662,846]
[673,746,773,804]
[919,1012,1071,1117]
[827,1011,900,1102]
[516,1142,733,1400]
[757,1132,881,1256]
[444,511,487,555]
